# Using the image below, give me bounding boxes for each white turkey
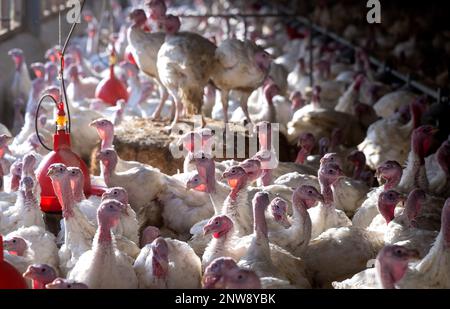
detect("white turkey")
[237,191,311,288]
[358,98,426,170]
[210,38,271,124]
[68,200,138,288]
[134,236,202,289]
[383,189,439,258]
[8,48,31,104]
[89,118,143,173]
[396,198,450,288]
[268,186,324,256]
[3,226,59,283]
[398,125,439,192]
[47,163,96,276]
[156,15,216,129]
[127,9,171,121]
[352,160,403,228]
[308,162,352,239]
[332,245,420,289]
[45,278,89,289]
[425,138,450,197]
[22,264,58,289]
[0,177,45,235]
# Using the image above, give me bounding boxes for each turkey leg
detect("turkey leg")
[220,89,229,124]
[151,83,169,121]
[239,91,252,125]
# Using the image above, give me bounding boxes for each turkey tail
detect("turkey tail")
[180,86,203,116]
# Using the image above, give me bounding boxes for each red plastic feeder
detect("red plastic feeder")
[35,130,92,213]
[0,235,28,289]
[35,99,105,213]
[95,46,128,106]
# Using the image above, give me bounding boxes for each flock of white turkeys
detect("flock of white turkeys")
[0,0,449,289]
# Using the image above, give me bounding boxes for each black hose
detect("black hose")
[35,94,57,152]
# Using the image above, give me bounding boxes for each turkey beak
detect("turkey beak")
[221,171,230,181]
[2,135,13,144]
[89,120,98,128]
[22,265,37,279]
[2,239,13,251]
[203,224,213,236]
[399,194,407,206]
[375,166,382,178]
[176,137,184,147]
[185,180,194,190]
[46,168,55,177]
[45,278,63,289]
[208,275,226,289]
[430,128,439,135]
[202,274,221,289]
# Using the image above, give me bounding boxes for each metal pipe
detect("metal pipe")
[175,13,303,18]
[309,19,314,87]
[243,17,248,39]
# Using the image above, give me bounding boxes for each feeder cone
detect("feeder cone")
[0,235,28,289]
[95,47,129,106]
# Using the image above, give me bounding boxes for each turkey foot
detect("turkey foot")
[163,100,181,133]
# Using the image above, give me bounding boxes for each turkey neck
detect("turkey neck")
[224,184,250,235]
[91,223,114,272]
[97,221,113,245]
[318,174,334,206]
[203,160,217,194]
[24,188,38,210]
[209,229,233,259]
[291,198,312,247]
[103,158,118,187]
[298,60,306,75]
[32,280,46,290]
[295,148,309,164]
[71,72,80,84]
[100,130,114,150]
[378,200,396,224]
[52,176,75,218]
[228,177,247,203]
[264,94,277,124]
[353,162,363,180]
[312,95,321,109]
[32,277,55,290]
[253,200,268,239]
[72,181,86,203]
[411,136,429,189]
[14,57,24,72]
